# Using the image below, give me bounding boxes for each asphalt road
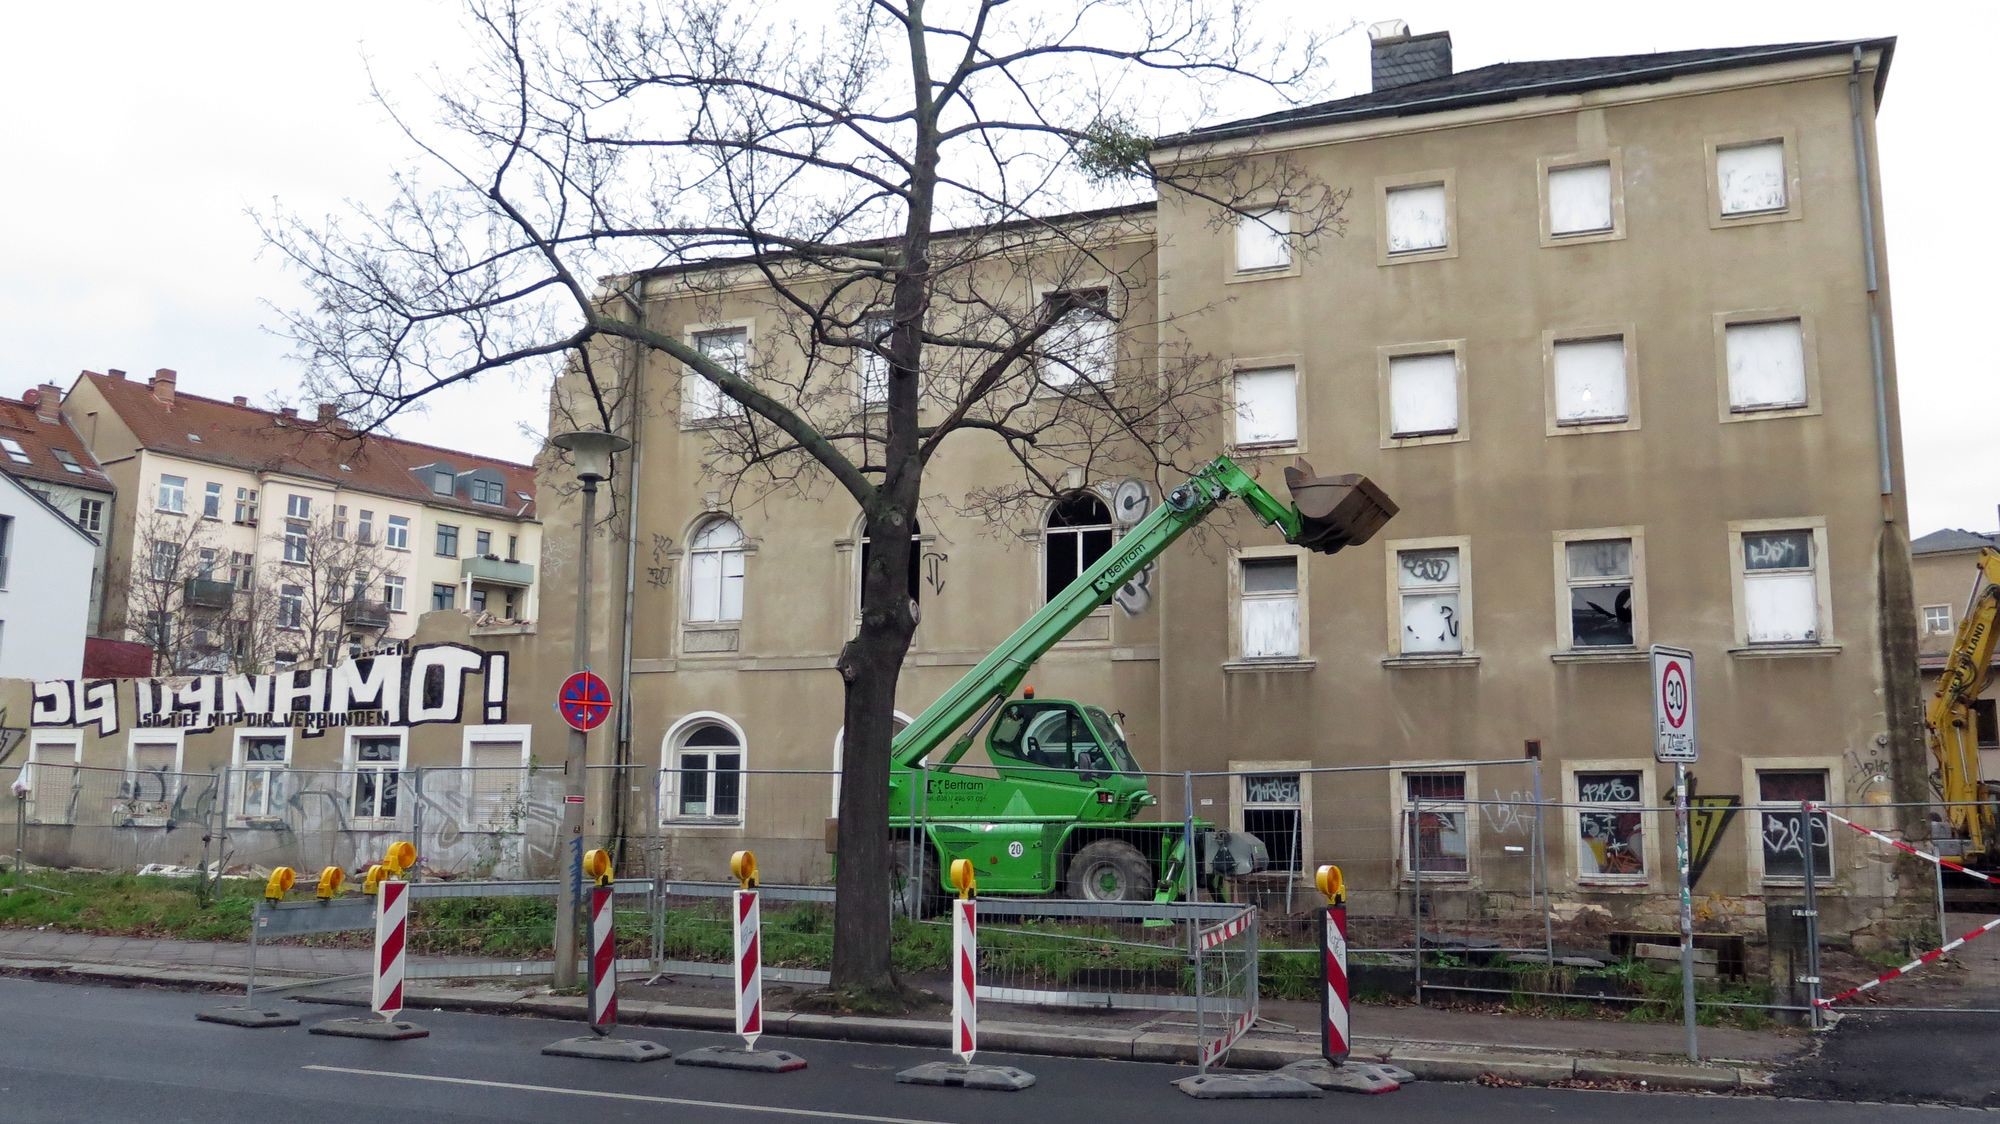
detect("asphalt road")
[0,977,1964,1123]
[1777,1008,2000,1109]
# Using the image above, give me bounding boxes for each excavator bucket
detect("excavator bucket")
[1283,459,1398,555]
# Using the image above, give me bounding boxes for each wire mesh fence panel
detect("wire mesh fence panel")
[406,767,565,880]
[649,882,837,986]
[608,766,839,886]
[6,763,225,874]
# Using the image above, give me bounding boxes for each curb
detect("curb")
[0,955,1764,1091]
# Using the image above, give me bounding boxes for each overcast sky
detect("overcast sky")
[1,1,1988,532]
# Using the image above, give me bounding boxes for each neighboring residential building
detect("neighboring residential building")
[0,469,99,679]
[0,384,115,632]
[1912,524,1999,781]
[60,368,541,672]
[516,32,1918,926]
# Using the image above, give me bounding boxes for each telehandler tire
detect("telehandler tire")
[890,846,945,918]
[1064,839,1155,902]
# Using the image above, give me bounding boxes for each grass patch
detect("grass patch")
[0,870,258,940]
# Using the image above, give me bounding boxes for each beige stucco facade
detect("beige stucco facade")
[498,44,1925,926]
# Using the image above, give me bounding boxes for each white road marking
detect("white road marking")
[301,1064,959,1123]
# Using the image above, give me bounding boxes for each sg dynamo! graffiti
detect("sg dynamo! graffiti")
[32,643,510,738]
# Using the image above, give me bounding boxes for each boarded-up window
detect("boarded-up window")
[1726,319,1807,411]
[1548,162,1613,235]
[1758,769,1829,880]
[1566,539,1634,648]
[125,737,181,823]
[1239,557,1300,659]
[26,739,78,825]
[467,738,526,830]
[686,518,746,623]
[351,735,404,821]
[1553,337,1628,424]
[1233,366,1297,447]
[687,328,747,421]
[1403,771,1468,875]
[1385,184,1448,253]
[1235,207,1292,272]
[237,735,290,819]
[1242,773,1303,872]
[1743,530,1818,643]
[1717,140,1787,215]
[1397,548,1463,655]
[1387,353,1458,437]
[1577,770,1644,878]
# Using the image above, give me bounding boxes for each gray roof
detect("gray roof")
[1912,528,1998,556]
[1163,38,1895,147]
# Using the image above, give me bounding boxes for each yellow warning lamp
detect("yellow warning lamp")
[730,850,759,890]
[949,858,977,900]
[383,840,418,877]
[1315,864,1346,907]
[263,866,296,903]
[584,847,615,888]
[315,866,346,900]
[362,864,389,896]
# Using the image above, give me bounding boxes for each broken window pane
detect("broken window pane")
[1577,771,1645,877]
[1403,771,1468,874]
[1757,770,1829,879]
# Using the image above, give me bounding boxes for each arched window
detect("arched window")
[663,717,744,824]
[686,517,745,623]
[1043,492,1113,603]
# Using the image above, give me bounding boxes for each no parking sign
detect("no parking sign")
[1650,645,1697,763]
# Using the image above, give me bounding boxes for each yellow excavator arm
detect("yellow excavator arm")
[1930,547,2000,860]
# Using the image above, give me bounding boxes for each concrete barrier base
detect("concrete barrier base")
[541,1035,672,1062]
[196,1005,300,1029]
[896,1061,1036,1090]
[1276,1059,1407,1094]
[310,1017,429,1040]
[676,1045,807,1072]
[1173,1072,1322,1099]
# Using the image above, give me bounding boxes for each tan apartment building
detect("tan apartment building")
[1912,525,1998,781]
[517,32,1920,928]
[59,369,543,672]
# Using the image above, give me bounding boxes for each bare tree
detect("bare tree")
[250,516,400,669]
[112,512,242,675]
[265,0,1348,1004]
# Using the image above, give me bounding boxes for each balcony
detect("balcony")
[461,555,535,588]
[342,600,392,629]
[183,578,235,611]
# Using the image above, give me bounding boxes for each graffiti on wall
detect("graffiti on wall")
[30,642,510,738]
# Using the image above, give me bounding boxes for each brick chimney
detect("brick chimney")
[26,383,63,423]
[150,367,177,404]
[317,402,340,424]
[1369,21,1452,92]
[232,396,248,407]
[106,368,126,380]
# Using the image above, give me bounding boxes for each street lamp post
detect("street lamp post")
[549,428,631,988]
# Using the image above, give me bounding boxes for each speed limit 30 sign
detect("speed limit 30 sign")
[1650,645,1697,763]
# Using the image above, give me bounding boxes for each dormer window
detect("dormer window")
[470,478,503,505]
[0,439,29,465]
[51,449,83,475]
[431,468,455,496]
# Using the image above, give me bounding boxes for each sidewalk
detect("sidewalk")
[0,928,1798,1090]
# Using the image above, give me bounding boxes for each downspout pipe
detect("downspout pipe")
[1849,47,1894,509]
[612,278,647,865]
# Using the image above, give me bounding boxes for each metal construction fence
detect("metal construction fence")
[12,759,2000,1035]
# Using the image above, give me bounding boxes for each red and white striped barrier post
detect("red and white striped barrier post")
[1317,865,1350,1065]
[584,849,618,1034]
[951,858,977,1063]
[732,850,764,1048]
[371,840,417,1021]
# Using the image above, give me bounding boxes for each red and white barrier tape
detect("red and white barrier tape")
[734,888,763,1047]
[589,884,618,1029]
[1814,804,1997,885]
[1808,804,2000,1007]
[372,880,408,1020]
[953,898,977,1062]
[1198,908,1254,951]
[1200,1007,1256,1066]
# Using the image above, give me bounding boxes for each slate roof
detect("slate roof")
[1913,528,1999,556]
[76,371,539,522]
[1164,38,1895,146]
[0,393,113,495]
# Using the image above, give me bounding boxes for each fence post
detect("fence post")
[1800,800,1824,1030]
[408,769,425,883]
[1184,771,1205,1073]
[1409,804,1423,1003]
[1531,755,1554,964]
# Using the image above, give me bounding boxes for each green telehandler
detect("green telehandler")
[879,456,1396,911]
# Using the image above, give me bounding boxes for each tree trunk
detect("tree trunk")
[828,508,919,1001]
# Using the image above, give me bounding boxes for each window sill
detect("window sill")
[1551,649,1648,665]
[1710,206,1800,230]
[659,819,745,830]
[1225,264,1300,285]
[1228,442,1300,458]
[1541,227,1625,248]
[1379,245,1457,267]
[1729,643,1841,660]
[1398,874,1472,885]
[1721,402,1821,424]
[1576,879,1652,893]
[1382,654,1480,669]
[1222,658,1316,674]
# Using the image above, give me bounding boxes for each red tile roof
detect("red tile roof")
[76,371,538,520]
[0,393,113,494]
